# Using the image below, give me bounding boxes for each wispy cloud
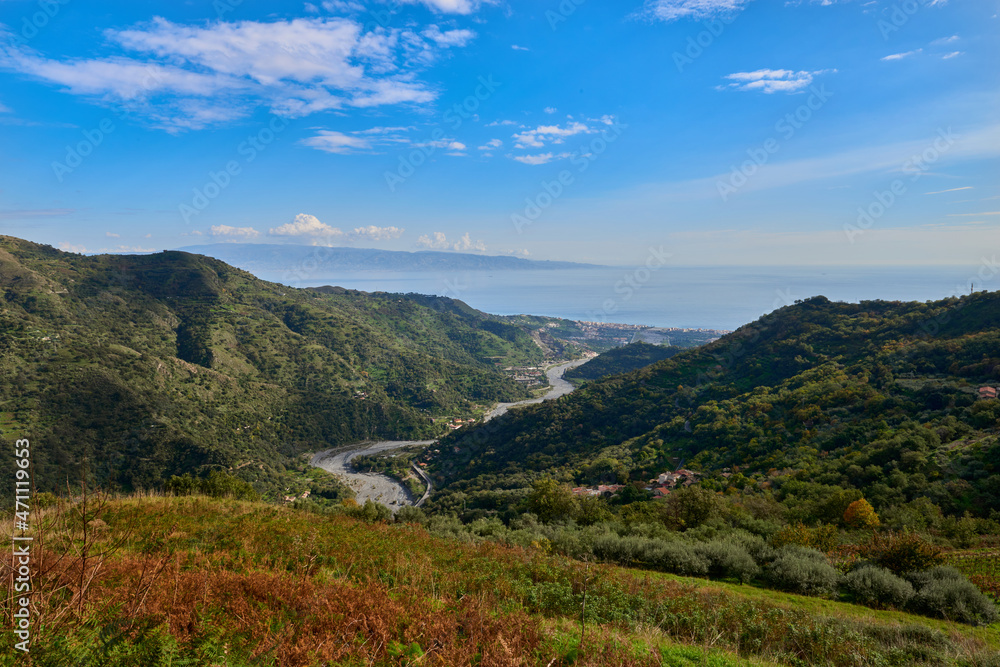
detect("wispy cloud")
[416,231,486,252]
[942,51,963,60]
[301,125,463,155]
[925,186,972,195]
[511,44,530,51]
[882,49,921,61]
[397,0,496,14]
[478,138,502,150]
[636,0,750,23]
[211,224,260,240]
[0,17,473,131]
[350,225,404,240]
[721,68,833,94]
[510,152,572,165]
[300,130,374,154]
[931,35,959,45]
[512,121,592,148]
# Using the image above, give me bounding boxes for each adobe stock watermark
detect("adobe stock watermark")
[583,245,672,323]
[385,75,501,192]
[844,127,957,244]
[511,118,626,233]
[546,0,587,30]
[673,15,737,73]
[877,0,942,40]
[12,438,33,653]
[717,84,833,202]
[179,114,290,223]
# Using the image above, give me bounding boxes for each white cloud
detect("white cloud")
[0,17,471,131]
[511,45,530,51]
[58,242,88,254]
[451,232,486,252]
[486,119,518,127]
[512,121,592,148]
[722,69,833,94]
[931,35,959,45]
[421,25,476,48]
[350,225,404,240]
[105,231,120,238]
[942,51,963,60]
[416,231,486,252]
[510,152,572,165]
[417,231,449,249]
[321,0,365,11]
[269,213,342,238]
[637,0,750,23]
[397,0,493,14]
[478,138,502,150]
[882,49,921,61]
[543,106,557,114]
[300,130,373,154]
[211,224,261,240]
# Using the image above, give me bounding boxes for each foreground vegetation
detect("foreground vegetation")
[2,493,998,666]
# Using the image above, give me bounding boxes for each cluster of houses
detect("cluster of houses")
[979,386,998,400]
[283,489,311,503]
[571,468,701,499]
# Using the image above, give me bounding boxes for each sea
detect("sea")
[265,265,989,332]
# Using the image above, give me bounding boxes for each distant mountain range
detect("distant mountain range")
[176,244,601,277]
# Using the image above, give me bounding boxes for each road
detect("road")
[310,440,435,512]
[482,358,590,422]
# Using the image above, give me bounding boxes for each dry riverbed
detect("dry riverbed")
[312,358,590,510]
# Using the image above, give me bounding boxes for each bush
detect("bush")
[395,506,428,525]
[859,530,943,575]
[845,565,914,609]
[912,575,1000,626]
[694,540,760,583]
[765,546,842,597]
[645,541,710,577]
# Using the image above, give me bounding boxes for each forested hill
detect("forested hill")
[431,293,1000,519]
[564,341,682,382]
[0,236,545,498]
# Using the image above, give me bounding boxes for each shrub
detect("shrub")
[845,565,914,609]
[912,576,1000,626]
[729,530,776,564]
[694,540,760,583]
[860,531,943,575]
[646,541,710,576]
[395,506,428,525]
[765,546,842,597]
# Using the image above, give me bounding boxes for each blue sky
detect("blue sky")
[0,0,997,266]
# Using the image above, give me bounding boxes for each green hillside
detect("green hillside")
[564,342,683,382]
[429,293,1000,521]
[0,236,546,499]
